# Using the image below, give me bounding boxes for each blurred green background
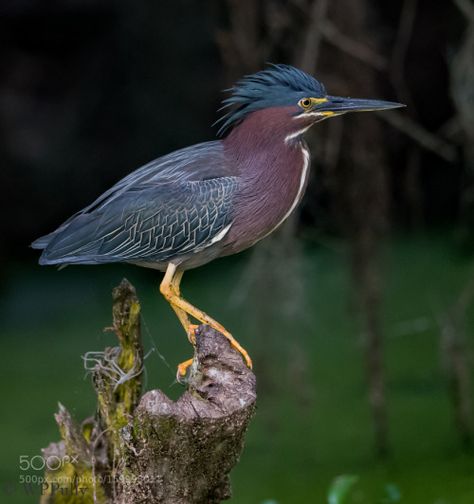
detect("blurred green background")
[1,1,474,503]
[2,235,474,503]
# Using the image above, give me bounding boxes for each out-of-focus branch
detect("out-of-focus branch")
[378,110,458,162]
[453,0,474,21]
[390,0,418,110]
[297,0,329,71]
[215,0,262,75]
[311,3,457,165]
[320,20,388,71]
[438,274,474,447]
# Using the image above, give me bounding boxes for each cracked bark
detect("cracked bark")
[40,279,256,504]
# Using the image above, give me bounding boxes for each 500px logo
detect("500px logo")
[19,454,79,472]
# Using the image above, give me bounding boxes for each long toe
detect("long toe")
[225,335,253,369]
[238,346,253,369]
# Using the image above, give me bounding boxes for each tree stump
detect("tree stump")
[40,279,256,504]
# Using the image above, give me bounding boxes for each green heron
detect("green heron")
[32,64,403,378]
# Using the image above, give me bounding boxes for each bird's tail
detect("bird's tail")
[32,213,120,266]
[31,232,57,250]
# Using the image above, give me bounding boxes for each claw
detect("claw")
[220,329,253,369]
[176,357,194,382]
[187,324,199,345]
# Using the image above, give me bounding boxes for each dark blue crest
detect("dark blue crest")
[215,64,327,136]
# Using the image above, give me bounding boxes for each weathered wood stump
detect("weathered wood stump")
[40,279,256,504]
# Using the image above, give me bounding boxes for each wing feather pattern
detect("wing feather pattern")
[31,141,230,250]
[38,177,238,265]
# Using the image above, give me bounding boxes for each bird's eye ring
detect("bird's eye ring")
[298,98,312,110]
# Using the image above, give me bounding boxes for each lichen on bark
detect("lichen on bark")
[40,278,256,504]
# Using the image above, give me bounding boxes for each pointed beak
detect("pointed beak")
[316,96,405,115]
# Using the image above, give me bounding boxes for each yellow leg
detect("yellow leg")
[165,269,197,378]
[167,270,198,344]
[160,263,253,371]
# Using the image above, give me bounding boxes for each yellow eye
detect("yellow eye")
[298,98,312,110]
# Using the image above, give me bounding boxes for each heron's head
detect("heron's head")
[216,64,404,138]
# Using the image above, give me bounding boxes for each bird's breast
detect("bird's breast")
[222,141,311,254]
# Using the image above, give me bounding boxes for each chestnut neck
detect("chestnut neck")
[222,107,311,172]
[219,107,312,251]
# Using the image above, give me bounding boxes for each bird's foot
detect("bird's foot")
[176,357,194,383]
[191,323,253,369]
[176,328,252,382]
[187,324,199,345]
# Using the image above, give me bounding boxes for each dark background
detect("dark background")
[0,0,470,258]
[1,1,474,503]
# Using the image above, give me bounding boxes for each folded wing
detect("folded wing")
[32,141,230,251]
[37,177,238,266]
